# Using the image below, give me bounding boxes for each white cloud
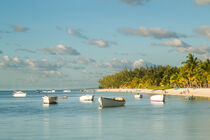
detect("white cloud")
[67,28,88,39]
[118,26,186,39]
[0,56,66,72]
[16,48,36,54]
[85,39,116,48]
[194,0,210,5]
[38,44,80,55]
[118,0,150,6]
[95,58,153,71]
[153,39,191,48]
[3,56,10,61]
[133,59,144,68]
[11,25,29,32]
[195,25,210,38]
[177,45,210,59]
[82,70,91,74]
[70,57,96,65]
[177,45,210,54]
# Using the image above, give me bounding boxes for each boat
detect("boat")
[150,94,165,102]
[98,97,126,107]
[80,94,95,101]
[134,94,143,98]
[51,89,56,93]
[63,89,71,93]
[42,96,58,104]
[185,96,195,101]
[42,90,47,93]
[36,90,41,93]
[13,91,27,97]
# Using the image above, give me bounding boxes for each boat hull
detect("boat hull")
[13,93,27,97]
[42,96,58,104]
[98,97,126,107]
[150,95,165,102]
[13,91,27,97]
[80,95,95,101]
[63,90,71,93]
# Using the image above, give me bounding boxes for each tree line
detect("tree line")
[98,54,210,89]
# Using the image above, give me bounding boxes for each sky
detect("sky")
[0,0,210,90]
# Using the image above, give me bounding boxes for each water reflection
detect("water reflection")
[151,101,164,107]
[42,104,50,108]
[80,100,93,104]
[43,117,49,139]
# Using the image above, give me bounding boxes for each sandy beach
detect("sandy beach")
[95,88,210,99]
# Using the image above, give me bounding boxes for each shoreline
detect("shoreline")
[95,88,210,99]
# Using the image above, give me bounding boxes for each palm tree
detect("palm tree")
[201,59,210,87]
[181,53,199,87]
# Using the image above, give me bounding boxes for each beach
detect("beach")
[95,88,210,98]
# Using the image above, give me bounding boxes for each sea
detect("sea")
[1,90,210,140]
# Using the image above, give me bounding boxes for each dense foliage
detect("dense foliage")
[98,54,210,89]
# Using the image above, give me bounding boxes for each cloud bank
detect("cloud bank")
[194,0,210,5]
[194,25,210,38]
[67,28,88,39]
[39,44,80,56]
[16,48,36,54]
[118,0,150,6]
[118,26,186,39]
[85,39,116,48]
[11,25,29,32]
[95,58,153,71]
[153,39,191,48]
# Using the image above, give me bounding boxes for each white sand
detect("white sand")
[95,88,210,98]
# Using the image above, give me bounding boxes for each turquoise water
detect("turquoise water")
[1,90,210,140]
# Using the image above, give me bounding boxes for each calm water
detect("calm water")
[1,90,210,140]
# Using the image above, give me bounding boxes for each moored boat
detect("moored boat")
[36,90,41,93]
[185,95,195,101]
[13,91,27,97]
[63,89,71,93]
[98,97,126,107]
[42,96,58,104]
[80,94,95,101]
[134,94,143,98]
[150,94,165,102]
[51,89,56,93]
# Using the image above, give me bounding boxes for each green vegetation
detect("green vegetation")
[98,54,210,89]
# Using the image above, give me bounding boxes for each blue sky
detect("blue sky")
[0,0,210,90]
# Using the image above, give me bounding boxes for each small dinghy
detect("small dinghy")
[134,93,143,98]
[185,96,195,101]
[80,94,95,101]
[42,96,58,104]
[150,94,165,102]
[98,97,126,107]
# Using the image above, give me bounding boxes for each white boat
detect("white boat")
[134,94,143,98]
[63,89,71,93]
[42,96,58,104]
[13,91,27,97]
[80,94,95,101]
[51,89,56,93]
[98,97,126,107]
[150,94,165,102]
